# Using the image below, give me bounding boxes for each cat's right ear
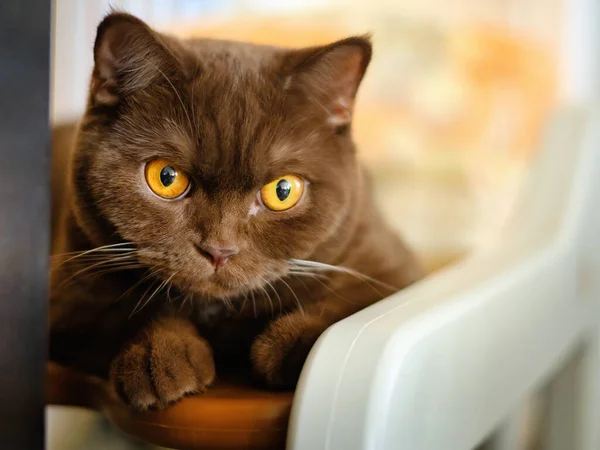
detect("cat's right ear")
[91,12,170,107]
[280,36,372,131]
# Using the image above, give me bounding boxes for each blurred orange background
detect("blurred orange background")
[168,4,558,264]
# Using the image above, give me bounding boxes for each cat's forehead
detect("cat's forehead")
[185,38,282,72]
[153,116,322,196]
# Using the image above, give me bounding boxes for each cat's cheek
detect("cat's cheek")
[247,201,261,218]
[251,313,327,388]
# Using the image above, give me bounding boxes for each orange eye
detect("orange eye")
[260,175,304,211]
[144,159,190,200]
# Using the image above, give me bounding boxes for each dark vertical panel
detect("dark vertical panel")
[0,1,51,449]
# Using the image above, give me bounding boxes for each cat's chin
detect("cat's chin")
[191,270,278,300]
[191,276,250,300]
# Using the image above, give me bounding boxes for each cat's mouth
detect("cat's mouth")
[188,264,283,300]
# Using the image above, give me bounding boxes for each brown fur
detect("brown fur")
[50,12,423,410]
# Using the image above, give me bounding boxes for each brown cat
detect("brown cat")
[50,12,423,411]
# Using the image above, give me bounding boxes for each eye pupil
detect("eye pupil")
[275,179,292,201]
[160,166,177,187]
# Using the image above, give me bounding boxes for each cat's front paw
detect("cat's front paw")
[110,322,215,411]
[251,314,327,389]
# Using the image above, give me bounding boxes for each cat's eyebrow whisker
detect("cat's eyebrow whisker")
[153,65,194,138]
[190,59,201,138]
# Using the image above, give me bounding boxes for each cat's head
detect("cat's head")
[72,12,371,299]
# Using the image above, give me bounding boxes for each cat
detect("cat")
[50,12,423,411]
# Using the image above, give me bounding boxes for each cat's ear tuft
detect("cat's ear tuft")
[91,12,169,107]
[283,35,372,129]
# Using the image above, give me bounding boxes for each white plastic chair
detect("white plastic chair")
[289,106,600,450]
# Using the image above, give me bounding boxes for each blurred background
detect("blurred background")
[52,0,599,268]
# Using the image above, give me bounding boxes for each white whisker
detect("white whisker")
[250,289,257,318]
[57,254,137,288]
[116,268,161,303]
[52,242,135,265]
[288,259,398,295]
[240,292,248,314]
[255,279,274,315]
[129,273,175,317]
[154,65,194,138]
[277,276,304,315]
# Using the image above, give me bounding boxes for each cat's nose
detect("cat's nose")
[195,244,239,270]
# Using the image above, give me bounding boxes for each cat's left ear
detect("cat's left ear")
[90,12,182,107]
[282,36,372,129]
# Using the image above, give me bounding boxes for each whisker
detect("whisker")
[55,258,138,271]
[256,280,274,316]
[289,259,398,295]
[267,280,283,315]
[221,296,234,312]
[277,276,304,315]
[184,292,193,309]
[289,273,311,296]
[292,272,355,305]
[130,273,175,318]
[166,278,177,304]
[240,292,248,314]
[57,254,137,288]
[130,279,161,318]
[250,290,257,318]
[190,59,201,138]
[154,65,194,138]
[262,272,285,315]
[116,268,161,303]
[52,242,134,265]
[178,292,193,312]
[287,270,329,280]
[74,263,146,281]
[51,248,135,259]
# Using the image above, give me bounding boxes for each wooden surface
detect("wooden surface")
[47,363,293,450]
[0,1,51,449]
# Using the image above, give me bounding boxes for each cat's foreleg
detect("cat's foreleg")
[110,316,215,411]
[251,302,352,388]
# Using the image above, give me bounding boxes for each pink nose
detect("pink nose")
[196,244,239,270]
